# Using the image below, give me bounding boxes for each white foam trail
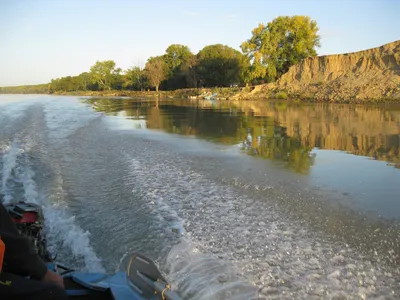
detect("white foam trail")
[166,240,258,300]
[1,142,22,203]
[129,158,185,235]
[0,95,41,121]
[0,141,104,273]
[121,145,400,299]
[43,98,99,143]
[44,206,105,273]
[14,152,39,204]
[126,156,258,299]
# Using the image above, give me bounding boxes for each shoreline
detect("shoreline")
[1,88,400,104]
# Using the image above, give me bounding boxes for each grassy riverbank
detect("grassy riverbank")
[2,86,400,103]
[51,85,400,103]
[48,87,243,100]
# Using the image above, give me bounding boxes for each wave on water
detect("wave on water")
[43,97,101,144]
[1,142,22,202]
[122,143,400,299]
[166,240,259,300]
[125,155,259,299]
[0,141,104,273]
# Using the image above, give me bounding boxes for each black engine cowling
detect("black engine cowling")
[5,202,51,262]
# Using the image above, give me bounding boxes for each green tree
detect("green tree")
[164,44,193,70]
[180,55,199,88]
[241,16,320,82]
[123,66,147,90]
[145,56,168,92]
[49,76,82,92]
[78,72,91,90]
[89,60,121,90]
[0,84,49,94]
[196,44,250,87]
[162,44,194,89]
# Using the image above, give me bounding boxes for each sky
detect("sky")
[0,0,399,86]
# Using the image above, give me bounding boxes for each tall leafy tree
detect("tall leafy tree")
[241,16,320,82]
[162,44,193,89]
[196,44,250,87]
[123,66,147,91]
[77,72,91,90]
[49,76,82,92]
[145,56,168,91]
[164,44,193,70]
[89,60,121,90]
[180,55,199,88]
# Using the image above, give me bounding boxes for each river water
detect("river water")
[0,95,399,299]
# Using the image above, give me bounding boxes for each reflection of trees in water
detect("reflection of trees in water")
[82,98,400,171]
[241,126,314,173]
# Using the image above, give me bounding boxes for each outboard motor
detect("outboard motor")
[5,202,51,261]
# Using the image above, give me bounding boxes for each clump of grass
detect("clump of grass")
[298,91,315,100]
[276,91,288,99]
[242,86,252,93]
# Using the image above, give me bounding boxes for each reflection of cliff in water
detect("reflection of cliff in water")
[83,98,400,171]
[230,100,400,169]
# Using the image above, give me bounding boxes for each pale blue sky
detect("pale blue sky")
[0,0,399,86]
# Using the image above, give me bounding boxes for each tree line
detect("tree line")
[0,16,320,94]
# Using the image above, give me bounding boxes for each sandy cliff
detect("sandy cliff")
[239,40,400,102]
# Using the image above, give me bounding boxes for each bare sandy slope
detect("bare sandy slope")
[236,40,400,102]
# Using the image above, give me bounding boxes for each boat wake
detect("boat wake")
[124,155,259,299]
[1,95,399,299]
[121,139,400,299]
[0,139,104,273]
[166,241,258,300]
